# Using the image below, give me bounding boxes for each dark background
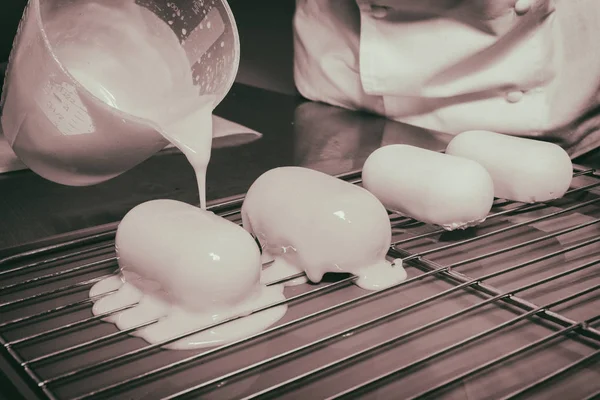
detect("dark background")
[0,0,298,95]
[0,0,27,62]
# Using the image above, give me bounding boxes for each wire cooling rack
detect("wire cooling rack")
[1,166,599,400]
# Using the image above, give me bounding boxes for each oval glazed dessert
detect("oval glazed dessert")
[89,199,287,350]
[361,144,495,230]
[241,166,407,291]
[446,130,573,203]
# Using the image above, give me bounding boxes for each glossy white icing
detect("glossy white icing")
[242,166,407,290]
[89,199,287,350]
[362,144,495,230]
[446,130,573,203]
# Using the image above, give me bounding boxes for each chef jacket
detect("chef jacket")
[293,0,600,158]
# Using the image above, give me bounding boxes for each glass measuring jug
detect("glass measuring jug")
[0,0,240,188]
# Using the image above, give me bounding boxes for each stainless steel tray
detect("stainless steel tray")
[1,167,599,400]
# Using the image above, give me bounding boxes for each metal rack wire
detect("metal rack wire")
[1,166,599,400]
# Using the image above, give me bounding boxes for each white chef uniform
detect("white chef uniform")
[293,0,600,158]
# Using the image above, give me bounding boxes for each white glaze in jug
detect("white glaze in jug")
[0,0,239,204]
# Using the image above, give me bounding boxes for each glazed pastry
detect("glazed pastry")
[446,130,573,203]
[89,199,287,349]
[241,166,407,291]
[362,144,495,230]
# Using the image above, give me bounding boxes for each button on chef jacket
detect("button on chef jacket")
[293,0,600,158]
